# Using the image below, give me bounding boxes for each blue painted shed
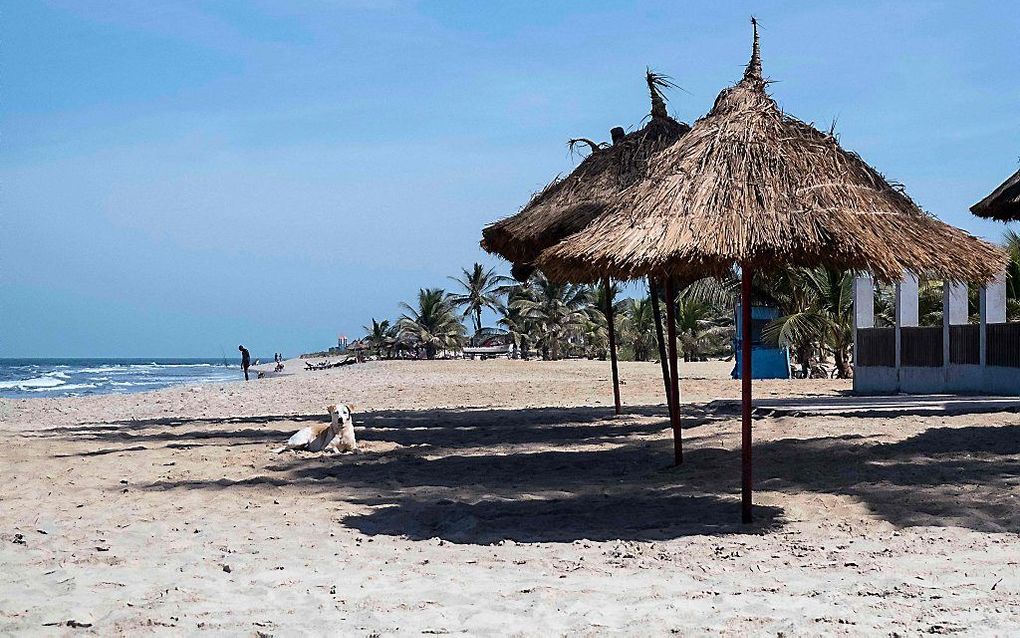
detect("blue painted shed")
[731,304,791,379]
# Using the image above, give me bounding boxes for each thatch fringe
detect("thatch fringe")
[480,71,691,266]
[971,168,1020,221]
[534,21,1006,285]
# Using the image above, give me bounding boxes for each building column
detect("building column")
[985,273,1008,324]
[853,275,875,333]
[895,273,919,387]
[852,275,877,394]
[980,272,1008,368]
[943,282,968,368]
[852,275,874,392]
[979,288,987,367]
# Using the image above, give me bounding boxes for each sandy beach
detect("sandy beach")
[2,358,1018,635]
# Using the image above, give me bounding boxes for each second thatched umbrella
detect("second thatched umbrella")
[971,168,1020,221]
[482,71,690,270]
[535,20,1007,523]
[483,71,691,432]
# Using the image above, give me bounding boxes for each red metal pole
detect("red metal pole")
[603,277,622,416]
[741,265,753,523]
[664,277,682,465]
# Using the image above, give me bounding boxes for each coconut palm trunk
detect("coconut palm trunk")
[833,344,852,379]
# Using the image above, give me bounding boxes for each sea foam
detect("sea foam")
[0,376,66,390]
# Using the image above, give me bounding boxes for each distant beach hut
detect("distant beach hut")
[482,71,692,420]
[350,339,372,362]
[971,169,1020,221]
[534,20,1006,522]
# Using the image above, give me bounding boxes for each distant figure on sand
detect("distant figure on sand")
[239,345,251,381]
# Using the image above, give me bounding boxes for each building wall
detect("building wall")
[855,364,1020,395]
[852,272,1016,396]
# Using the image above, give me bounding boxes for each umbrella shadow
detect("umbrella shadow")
[146,440,783,542]
[135,404,773,542]
[45,426,301,453]
[38,405,707,454]
[343,493,781,544]
[754,423,1020,532]
[118,404,1020,540]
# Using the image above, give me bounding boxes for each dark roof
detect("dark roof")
[971,168,1020,221]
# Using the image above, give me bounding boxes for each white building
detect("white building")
[853,272,1020,395]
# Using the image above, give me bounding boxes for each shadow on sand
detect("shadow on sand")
[38,403,1020,541]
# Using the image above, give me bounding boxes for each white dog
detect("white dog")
[275,404,357,453]
[328,403,358,453]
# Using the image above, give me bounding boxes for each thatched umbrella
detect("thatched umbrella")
[482,71,690,269]
[971,168,1020,221]
[482,71,691,427]
[535,20,1007,522]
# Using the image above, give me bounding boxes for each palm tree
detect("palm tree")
[754,267,830,373]
[398,288,466,359]
[510,273,597,360]
[762,267,855,378]
[874,278,945,328]
[588,281,627,359]
[362,318,393,358]
[674,298,731,361]
[621,297,657,361]
[497,283,535,359]
[1005,228,1020,321]
[448,263,507,339]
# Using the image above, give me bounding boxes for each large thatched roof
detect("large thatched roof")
[481,71,691,268]
[971,168,1020,221]
[534,21,1006,284]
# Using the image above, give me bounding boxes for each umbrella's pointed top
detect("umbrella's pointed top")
[711,18,770,114]
[646,68,670,119]
[743,17,762,82]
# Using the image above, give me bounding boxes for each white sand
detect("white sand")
[1,359,1018,634]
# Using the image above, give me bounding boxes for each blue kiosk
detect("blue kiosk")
[731,304,791,379]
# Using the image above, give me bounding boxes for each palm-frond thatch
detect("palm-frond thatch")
[535,22,1007,284]
[481,70,691,269]
[971,168,1020,221]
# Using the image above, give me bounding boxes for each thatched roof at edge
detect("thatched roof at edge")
[481,71,692,267]
[971,168,1020,221]
[534,20,1007,285]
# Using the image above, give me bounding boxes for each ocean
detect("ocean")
[0,358,246,399]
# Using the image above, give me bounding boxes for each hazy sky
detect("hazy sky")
[3,1,1018,358]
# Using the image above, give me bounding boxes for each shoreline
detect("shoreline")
[0,358,818,428]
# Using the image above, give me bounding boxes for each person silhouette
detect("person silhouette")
[238,345,251,381]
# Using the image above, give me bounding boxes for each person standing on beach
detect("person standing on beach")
[239,345,251,381]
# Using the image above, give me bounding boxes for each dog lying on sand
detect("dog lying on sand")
[275,404,357,453]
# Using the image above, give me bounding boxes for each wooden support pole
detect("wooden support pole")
[648,276,672,409]
[603,277,622,416]
[741,266,753,524]
[664,277,682,465]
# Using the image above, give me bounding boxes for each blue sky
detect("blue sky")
[3,1,1018,358]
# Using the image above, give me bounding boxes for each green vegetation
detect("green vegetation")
[351,230,1020,367]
